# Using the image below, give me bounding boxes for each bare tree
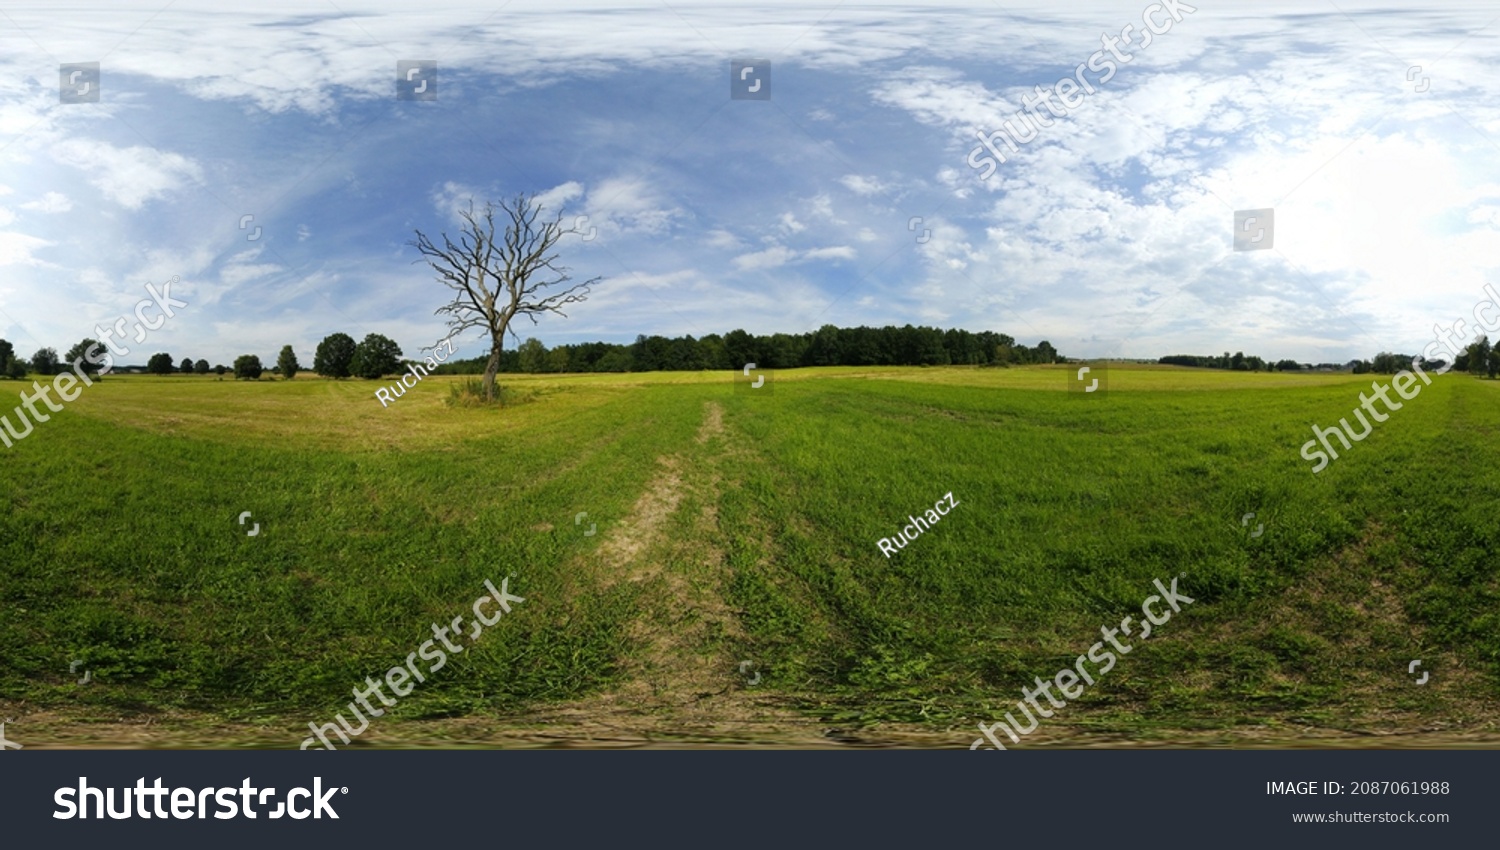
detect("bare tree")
[409,193,599,403]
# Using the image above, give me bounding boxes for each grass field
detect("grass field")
[2,364,1497,748]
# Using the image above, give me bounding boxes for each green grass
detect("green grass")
[1,365,1496,740]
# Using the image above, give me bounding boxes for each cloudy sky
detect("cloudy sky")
[1,0,1498,366]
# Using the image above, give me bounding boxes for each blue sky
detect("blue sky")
[2,1,1500,366]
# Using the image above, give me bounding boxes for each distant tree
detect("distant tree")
[194,359,210,374]
[146,352,174,375]
[547,346,570,374]
[1231,351,1247,371]
[1468,336,1491,377]
[943,327,981,365]
[913,327,948,366]
[0,338,13,373]
[1035,340,1058,364]
[723,329,758,369]
[5,358,25,380]
[517,337,547,373]
[349,333,402,379]
[214,364,227,376]
[175,357,191,374]
[233,354,263,380]
[594,349,633,372]
[1489,346,1500,379]
[1369,351,1414,374]
[804,324,842,366]
[630,334,669,371]
[697,334,731,370]
[30,347,60,376]
[314,332,356,378]
[64,339,106,376]
[993,340,1015,365]
[670,335,707,371]
[1275,359,1301,371]
[276,345,301,380]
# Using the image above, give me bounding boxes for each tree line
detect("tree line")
[8,328,1496,383]
[423,325,1063,375]
[0,334,402,381]
[1157,351,1371,372]
[1161,338,1498,377]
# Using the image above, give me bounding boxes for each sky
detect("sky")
[2,1,1499,366]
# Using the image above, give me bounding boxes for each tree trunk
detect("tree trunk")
[483,342,502,404]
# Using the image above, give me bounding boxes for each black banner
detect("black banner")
[0,750,1490,847]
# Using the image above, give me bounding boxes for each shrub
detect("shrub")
[233,355,264,380]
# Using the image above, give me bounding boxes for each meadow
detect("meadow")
[1,363,1496,747]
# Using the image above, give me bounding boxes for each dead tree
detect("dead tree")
[409,193,599,403]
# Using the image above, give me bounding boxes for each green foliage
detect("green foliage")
[64,339,105,376]
[313,332,356,379]
[350,333,402,380]
[232,354,263,380]
[1469,335,1492,378]
[517,337,547,373]
[425,324,1067,374]
[276,345,300,380]
[4,359,25,380]
[146,352,174,375]
[30,347,60,376]
[179,357,194,375]
[194,359,210,375]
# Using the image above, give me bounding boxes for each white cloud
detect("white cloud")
[705,229,742,249]
[0,231,53,267]
[803,246,855,261]
[431,181,485,222]
[583,176,681,235]
[840,174,887,196]
[536,181,585,213]
[733,244,854,270]
[733,245,796,271]
[20,192,71,213]
[49,140,201,210]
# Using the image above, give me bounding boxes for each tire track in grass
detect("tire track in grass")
[510,400,819,744]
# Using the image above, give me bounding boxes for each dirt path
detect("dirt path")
[496,400,825,744]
